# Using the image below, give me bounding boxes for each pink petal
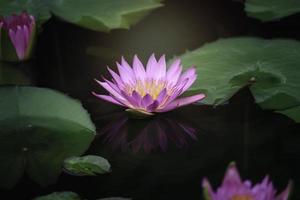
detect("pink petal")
[156,55,167,80]
[116,57,135,84]
[146,53,158,80]
[120,90,140,108]
[102,78,122,93]
[141,93,154,108]
[181,75,197,95]
[156,88,167,104]
[178,66,197,94]
[23,25,29,48]
[95,79,124,100]
[147,100,159,112]
[132,90,142,107]
[157,93,205,112]
[202,178,216,199]
[92,92,125,106]
[222,163,243,186]
[159,78,189,108]
[276,181,292,200]
[9,27,26,60]
[166,59,182,86]
[133,55,146,80]
[107,66,124,88]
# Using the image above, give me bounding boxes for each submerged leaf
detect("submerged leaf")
[63,155,111,176]
[33,191,81,200]
[245,0,300,21]
[0,86,95,188]
[176,37,300,121]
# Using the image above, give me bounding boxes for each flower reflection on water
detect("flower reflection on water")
[98,114,198,154]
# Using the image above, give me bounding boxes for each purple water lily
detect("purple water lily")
[93,54,205,115]
[202,163,292,200]
[0,12,35,60]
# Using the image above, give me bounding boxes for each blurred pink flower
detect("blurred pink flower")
[202,163,292,200]
[0,12,35,60]
[93,54,205,115]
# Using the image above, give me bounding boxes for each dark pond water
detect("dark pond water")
[1,89,299,200]
[1,0,300,199]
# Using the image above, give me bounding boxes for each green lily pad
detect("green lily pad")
[33,191,81,200]
[0,0,162,32]
[245,0,300,21]
[0,86,95,188]
[177,37,300,121]
[63,155,111,176]
[51,0,162,32]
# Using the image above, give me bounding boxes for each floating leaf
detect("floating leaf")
[0,86,95,188]
[0,0,162,31]
[176,37,300,120]
[33,191,81,200]
[63,155,111,176]
[245,0,300,21]
[51,0,162,32]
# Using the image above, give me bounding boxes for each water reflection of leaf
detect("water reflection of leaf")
[98,114,198,154]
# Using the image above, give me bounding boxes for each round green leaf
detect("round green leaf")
[245,0,300,21]
[0,86,95,188]
[177,37,300,112]
[63,155,111,176]
[51,0,162,32]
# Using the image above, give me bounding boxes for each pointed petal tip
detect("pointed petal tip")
[202,178,210,188]
[276,180,293,200]
[223,162,242,185]
[91,91,98,96]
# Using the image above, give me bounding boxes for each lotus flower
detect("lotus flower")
[0,12,35,61]
[202,163,292,200]
[93,54,205,116]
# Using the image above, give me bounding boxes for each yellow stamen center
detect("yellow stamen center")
[125,79,168,99]
[231,195,253,200]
